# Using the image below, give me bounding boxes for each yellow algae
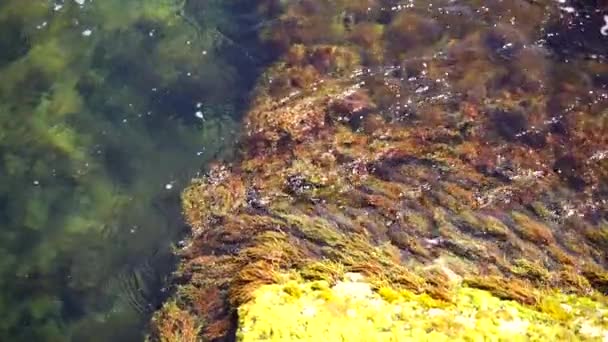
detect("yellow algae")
[238,274,608,342]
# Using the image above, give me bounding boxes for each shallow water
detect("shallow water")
[0,0,268,340]
[1,0,608,341]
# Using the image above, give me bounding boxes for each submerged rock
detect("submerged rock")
[238,273,608,341]
[150,0,608,341]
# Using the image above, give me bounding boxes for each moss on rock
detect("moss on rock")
[149,0,608,340]
[238,273,608,341]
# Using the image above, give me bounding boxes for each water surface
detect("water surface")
[0,0,267,340]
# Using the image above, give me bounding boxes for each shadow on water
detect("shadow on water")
[0,0,275,341]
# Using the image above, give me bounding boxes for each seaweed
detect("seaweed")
[149,0,608,340]
[0,0,266,339]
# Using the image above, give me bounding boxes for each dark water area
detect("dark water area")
[1,0,607,341]
[0,0,271,341]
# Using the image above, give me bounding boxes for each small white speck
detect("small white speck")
[195,111,204,119]
[601,15,608,36]
[165,183,173,190]
[579,321,604,338]
[302,306,317,317]
[560,6,576,13]
[196,102,203,108]
[54,4,63,11]
[415,85,429,94]
[498,318,529,334]
[82,29,92,37]
[186,40,192,45]
[33,180,40,186]
[74,0,85,5]
[344,273,364,282]
[589,150,608,161]
[202,50,207,55]
[427,308,445,317]
[424,237,442,246]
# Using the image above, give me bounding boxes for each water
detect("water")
[0,0,269,340]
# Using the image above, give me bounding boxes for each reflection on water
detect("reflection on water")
[0,0,267,340]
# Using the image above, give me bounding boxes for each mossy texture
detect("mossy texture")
[150,301,203,342]
[238,274,608,342]
[0,0,263,340]
[151,0,608,340]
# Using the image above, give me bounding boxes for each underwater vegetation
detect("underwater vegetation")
[149,0,608,341]
[0,0,269,340]
[238,273,608,341]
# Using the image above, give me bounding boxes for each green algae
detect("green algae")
[238,274,608,342]
[0,0,263,340]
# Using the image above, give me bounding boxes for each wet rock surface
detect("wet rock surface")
[150,1,608,341]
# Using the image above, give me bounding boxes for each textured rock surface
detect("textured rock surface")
[150,1,608,340]
[238,273,608,341]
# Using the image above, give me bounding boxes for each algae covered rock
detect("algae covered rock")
[238,273,608,341]
[150,0,608,340]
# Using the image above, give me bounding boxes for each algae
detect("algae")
[0,0,265,340]
[238,274,608,341]
[147,0,608,340]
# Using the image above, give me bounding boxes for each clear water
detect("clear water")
[0,0,268,340]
